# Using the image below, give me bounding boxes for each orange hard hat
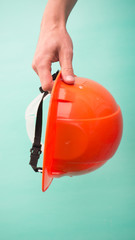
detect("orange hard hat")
[26,71,123,192]
[42,71,123,191]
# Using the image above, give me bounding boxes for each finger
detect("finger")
[38,61,54,92]
[59,48,75,84]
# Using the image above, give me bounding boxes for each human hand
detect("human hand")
[32,25,74,92]
[32,0,77,92]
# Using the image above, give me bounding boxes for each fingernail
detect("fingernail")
[64,75,75,84]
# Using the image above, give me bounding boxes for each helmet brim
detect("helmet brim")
[42,168,53,192]
[42,71,61,192]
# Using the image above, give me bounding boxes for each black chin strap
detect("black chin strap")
[29,90,48,172]
[29,70,59,173]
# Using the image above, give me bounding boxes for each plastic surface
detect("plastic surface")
[42,72,123,192]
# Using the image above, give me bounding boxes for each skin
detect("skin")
[32,0,78,91]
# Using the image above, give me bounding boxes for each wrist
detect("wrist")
[41,0,67,30]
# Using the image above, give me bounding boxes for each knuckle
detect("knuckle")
[32,56,40,68]
[42,82,52,92]
[32,61,36,70]
[62,66,73,71]
[64,48,73,57]
[32,60,38,74]
[33,54,51,70]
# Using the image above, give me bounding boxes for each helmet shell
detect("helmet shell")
[42,72,123,191]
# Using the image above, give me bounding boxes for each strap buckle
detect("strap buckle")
[29,145,42,172]
[30,145,42,157]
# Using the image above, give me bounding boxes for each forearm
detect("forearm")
[41,0,77,29]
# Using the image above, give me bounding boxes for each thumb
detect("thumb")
[59,49,75,84]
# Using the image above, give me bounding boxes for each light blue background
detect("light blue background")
[0,0,135,239]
